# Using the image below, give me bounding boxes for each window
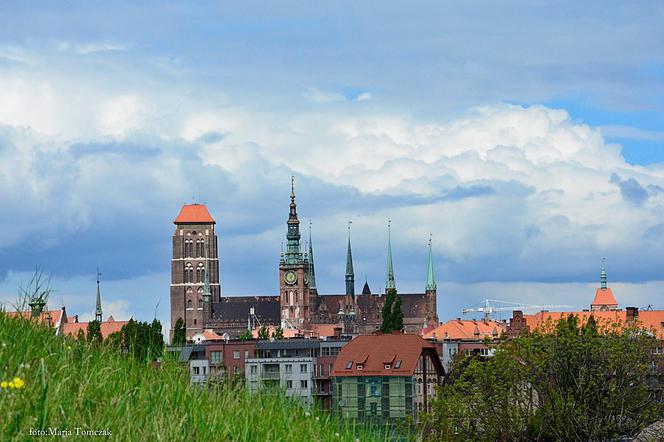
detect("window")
[202,367,206,374]
[285,364,292,374]
[300,364,308,373]
[356,364,363,371]
[250,365,257,374]
[300,380,308,389]
[370,402,377,415]
[233,351,240,360]
[193,366,200,375]
[193,319,197,325]
[322,347,330,356]
[329,363,333,374]
[394,360,401,369]
[384,364,391,370]
[211,351,222,364]
[346,361,353,369]
[244,350,249,359]
[187,299,193,309]
[286,380,293,389]
[234,367,240,375]
[370,384,378,396]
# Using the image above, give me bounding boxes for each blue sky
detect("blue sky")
[1,1,663,331]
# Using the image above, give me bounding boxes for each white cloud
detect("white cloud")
[56,41,129,55]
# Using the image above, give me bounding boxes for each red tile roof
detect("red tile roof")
[422,318,505,340]
[173,204,215,224]
[591,287,618,308]
[520,310,664,339]
[4,309,64,327]
[332,333,441,377]
[62,320,128,339]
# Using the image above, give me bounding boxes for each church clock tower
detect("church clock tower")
[279,177,313,329]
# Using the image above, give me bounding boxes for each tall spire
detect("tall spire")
[285,175,302,265]
[345,221,355,297]
[385,219,396,291]
[426,234,437,291]
[600,258,607,291]
[308,221,317,290]
[95,267,103,322]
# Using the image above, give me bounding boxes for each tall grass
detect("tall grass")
[0,314,388,441]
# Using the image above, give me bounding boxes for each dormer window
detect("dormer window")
[356,364,364,371]
[394,360,402,369]
[384,364,391,370]
[346,361,353,369]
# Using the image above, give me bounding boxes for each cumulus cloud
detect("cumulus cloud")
[1,63,664,323]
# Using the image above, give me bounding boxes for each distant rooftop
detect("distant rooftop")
[174,204,215,224]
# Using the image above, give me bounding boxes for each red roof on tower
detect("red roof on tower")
[591,287,618,308]
[174,204,215,224]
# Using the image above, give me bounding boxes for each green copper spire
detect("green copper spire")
[308,221,317,290]
[95,268,103,322]
[385,219,396,291]
[345,221,355,297]
[600,258,607,291]
[426,234,436,291]
[285,176,303,265]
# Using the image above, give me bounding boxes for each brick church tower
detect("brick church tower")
[279,178,315,329]
[170,204,220,339]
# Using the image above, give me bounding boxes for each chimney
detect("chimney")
[626,306,639,323]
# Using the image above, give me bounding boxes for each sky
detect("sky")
[1,1,663,334]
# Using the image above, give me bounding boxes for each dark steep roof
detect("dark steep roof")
[212,296,280,323]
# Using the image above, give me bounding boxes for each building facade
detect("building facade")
[170,180,440,340]
[331,334,444,421]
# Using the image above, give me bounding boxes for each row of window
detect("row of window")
[285,380,308,390]
[183,240,210,258]
[345,360,402,370]
[210,350,250,363]
[184,263,208,283]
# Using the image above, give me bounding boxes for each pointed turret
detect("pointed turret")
[600,259,607,291]
[345,221,355,297]
[424,234,439,327]
[385,220,396,291]
[308,222,317,291]
[426,235,436,291]
[95,268,103,322]
[284,176,303,265]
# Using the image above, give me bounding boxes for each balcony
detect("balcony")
[261,372,281,380]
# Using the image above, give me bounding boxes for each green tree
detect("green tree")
[87,320,103,344]
[257,326,270,340]
[425,315,661,441]
[172,317,186,345]
[380,288,403,333]
[392,295,404,332]
[112,319,164,361]
[239,330,253,341]
[271,326,284,340]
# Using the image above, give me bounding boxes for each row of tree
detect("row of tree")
[82,318,164,362]
[424,315,663,441]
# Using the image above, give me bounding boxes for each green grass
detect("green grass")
[0,314,388,441]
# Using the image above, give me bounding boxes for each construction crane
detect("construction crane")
[462,299,571,320]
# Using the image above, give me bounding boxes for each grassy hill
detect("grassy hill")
[0,314,386,441]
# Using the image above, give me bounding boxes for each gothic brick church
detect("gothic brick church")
[169,180,439,340]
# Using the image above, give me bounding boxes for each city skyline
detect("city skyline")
[1,1,664,334]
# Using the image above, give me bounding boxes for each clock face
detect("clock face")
[284,270,298,285]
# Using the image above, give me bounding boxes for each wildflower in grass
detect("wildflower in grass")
[12,377,25,389]
[0,381,7,388]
